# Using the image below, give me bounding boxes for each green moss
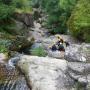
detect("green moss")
[68,0,90,42]
[0,45,8,53]
[0,39,11,54]
[75,82,87,90]
[31,46,47,57]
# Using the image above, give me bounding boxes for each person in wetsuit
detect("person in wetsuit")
[56,38,65,51]
[50,35,70,52]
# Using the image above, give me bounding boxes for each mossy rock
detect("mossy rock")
[9,36,34,51]
[68,0,90,42]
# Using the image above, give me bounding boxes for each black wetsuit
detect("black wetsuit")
[56,41,65,51]
[50,44,57,51]
[58,44,65,51]
[50,40,69,52]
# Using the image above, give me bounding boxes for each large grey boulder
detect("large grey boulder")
[65,44,90,62]
[17,55,75,90]
[67,62,90,89]
[65,44,90,89]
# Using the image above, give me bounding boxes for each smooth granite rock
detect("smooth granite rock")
[17,55,75,90]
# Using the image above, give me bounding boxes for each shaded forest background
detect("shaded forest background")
[0,0,90,43]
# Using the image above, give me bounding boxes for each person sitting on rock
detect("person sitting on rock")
[49,43,58,51]
[56,38,65,52]
[49,38,65,52]
[55,35,70,46]
[51,44,57,51]
[49,35,70,52]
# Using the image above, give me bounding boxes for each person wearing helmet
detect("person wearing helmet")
[49,35,70,52]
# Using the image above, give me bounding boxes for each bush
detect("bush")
[31,0,77,34]
[44,0,66,34]
[68,0,90,42]
[15,0,32,13]
[0,0,16,34]
[0,2,15,20]
[30,46,47,57]
[0,39,11,53]
[0,0,32,34]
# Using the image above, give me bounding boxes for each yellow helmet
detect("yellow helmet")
[55,34,61,39]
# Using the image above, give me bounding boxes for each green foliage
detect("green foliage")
[0,0,32,34]
[31,0,77,34]
[68,0,90,42]
[15,0,32,13]
[43,0,66,34]
[75,82,86,90]
[59,0,77,12]
[0,2,15,20]
[0,0,32,20]
[31,46,47,57]
[0,0,15,34]
[1,0,12,5]
[0,39,11,53]
[31,0,41,8]
[0,45,8,53]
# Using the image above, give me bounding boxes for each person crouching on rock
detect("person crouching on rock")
[56,37,65,52]
[50,35,70,52]
[49,43,58,51]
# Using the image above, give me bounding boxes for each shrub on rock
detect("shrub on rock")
[31,46,47,57]
[68,0,90,42]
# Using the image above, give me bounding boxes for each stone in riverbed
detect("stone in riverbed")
[67,62,90,89]
[65,44,90,62]
[17,55,75,90]
[67,62,90,75]
[65,44,90,89]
